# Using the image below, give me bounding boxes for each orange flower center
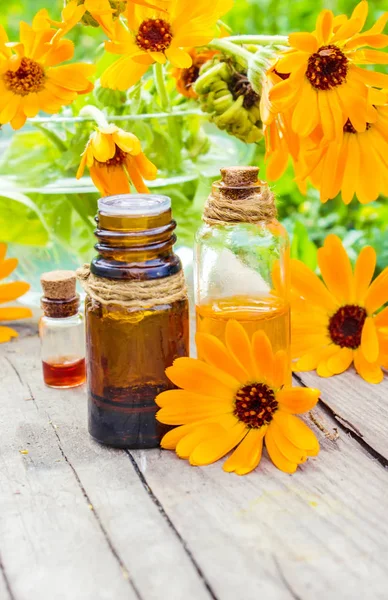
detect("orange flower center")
[3,57,46,96]
[181,64,201,91]
[328,305,367,349]
[136,19,172,52]
[96,145,127,168]
[234,383,278,428]
[306,44,348,91]
[343,119,372,134]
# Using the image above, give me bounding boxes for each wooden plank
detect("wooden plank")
[3,333,388,600]
[134,426,388,600]
[0,350,140,600]
[2,337,216,600]
[0,563,12,600]
[296,368,388,462]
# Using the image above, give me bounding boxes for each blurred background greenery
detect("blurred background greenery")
[1,0,387,291]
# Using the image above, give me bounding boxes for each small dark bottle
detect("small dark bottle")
[81,194,189,449]
[40,271,86,389]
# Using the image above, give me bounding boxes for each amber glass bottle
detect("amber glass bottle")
[83,194,189,449]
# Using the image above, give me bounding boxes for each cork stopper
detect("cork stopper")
[41,270,76,300]
[220,166,260,187]
[203,165,277,225]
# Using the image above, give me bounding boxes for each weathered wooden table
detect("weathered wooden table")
[1,325,388,600]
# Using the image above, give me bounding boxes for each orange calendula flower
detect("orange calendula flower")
[269,1,388,141]
[0,244,32,344]
[85,0,233,90]
[172,48,217,99]
[260,65,302,182]
[76,123,157,196]
[297,89,388,204]
[291,234,388,384]
[156,321,320,475]
[0,9,95,130]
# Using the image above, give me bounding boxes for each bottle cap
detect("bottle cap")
[203,165,277,225]
[41,270,77,300]
[98,194,171,217]
[220,166,260,187]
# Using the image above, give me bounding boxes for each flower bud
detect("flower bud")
[195,57,263,144]
[94,80,127,109]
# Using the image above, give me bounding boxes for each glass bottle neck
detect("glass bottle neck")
[91,209,181,281]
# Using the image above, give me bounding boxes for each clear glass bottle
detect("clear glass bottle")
[82,194,189,449]
[40,270,86,388]
[195,166,291,380]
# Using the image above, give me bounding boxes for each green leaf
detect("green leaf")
[0,189,49,246]
[291,221,318,271]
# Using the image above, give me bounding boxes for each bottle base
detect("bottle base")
[44,380,86,389]
[88,388,171,450]
[89,434,162,450]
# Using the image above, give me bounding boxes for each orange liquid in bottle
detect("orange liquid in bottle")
[196,295,291,383]
[42,357,86,388]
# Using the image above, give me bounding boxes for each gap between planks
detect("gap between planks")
[1,344,219,600]
[294,371,388,469]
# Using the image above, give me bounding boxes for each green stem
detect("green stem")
[67,194,95,232]
[153,63,170,111]
[79,105,109,128]
[33,123,67,153]
[224,35,288,45]
[208,39,253,68]
[153,62,182,171]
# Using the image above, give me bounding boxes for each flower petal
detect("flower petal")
[0,257,18,280]
[316,9,334,45]
[0,282,30,303]
[317,234,353,304]
[223,427,266,475]
[354,348,383,384]
[327,347,354,374]
[361,317,379,363]
[166,357,239,399]
[113,130,141,155]
[272,350,290,387]
[189,421,247,466]
[251,330,275,384]
[274,411,320,455]
[0,307,32,321]
[290,258,337,311]
[225,320,256,380]
[265,426,298,473]
[165,47,192,68]
[294,344,336,371]
[0,326,19,343]
[288,32,319,53]
[92,130,116,162]
[269,421,307,464]
[354,246,376,304]
[277,387,320,414]
[161,422,201,449]
[156,395,231,425]
[176,423,225,459]
[364,269,388,314]
[196,332,249,383]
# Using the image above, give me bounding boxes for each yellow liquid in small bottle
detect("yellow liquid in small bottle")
[196,296,291,384]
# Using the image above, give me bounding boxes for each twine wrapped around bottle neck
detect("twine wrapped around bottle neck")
[76,264,187,309]
[203,166,277,226]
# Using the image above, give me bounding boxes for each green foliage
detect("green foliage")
[0,0,387,287]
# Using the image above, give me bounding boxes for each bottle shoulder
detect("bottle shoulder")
[195,219,289,246]
[40,313,84,326]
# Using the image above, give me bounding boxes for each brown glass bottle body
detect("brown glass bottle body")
[85,197,189,449]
